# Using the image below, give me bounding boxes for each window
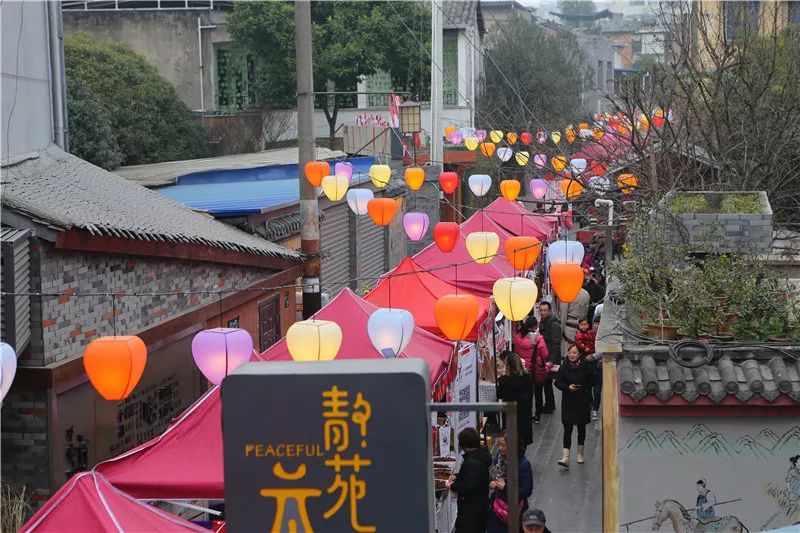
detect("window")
[597,60,604,89]
[606,61,613,92]
[215,45,260,111]
[443,33,459,106]
[790,0,800,24]
[632,39,642,54]
[724,1,760,43]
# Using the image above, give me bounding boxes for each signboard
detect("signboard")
[448,344,477,444]
[222,359,433,532]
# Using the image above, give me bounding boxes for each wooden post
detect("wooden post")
[602,353,620,533]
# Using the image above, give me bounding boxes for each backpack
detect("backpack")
[531,332,548,385]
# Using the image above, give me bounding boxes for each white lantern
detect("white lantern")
[367,308,415,358]
[547,240,585,265]
[570,158,587,174]
[496,147,513,162]
[468,174,492,197]
[346,189,374,215]
[0,342,17,402]
[589,176,611,193]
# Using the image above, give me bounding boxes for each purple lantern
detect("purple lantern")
[530,178,548,200]
[533,154,547,169]
[449,131,464,145]
[403,212,430,241]
[334,161,353,182]
[475,129,487,142]
[191,328,253,385]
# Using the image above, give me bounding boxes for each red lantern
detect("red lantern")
[84,336,147,400]
[434,294,479,341]
[367,198,398,226]
[520,132,532,145]
[439,172,459,194]
[549,263,584,303]
[304,161,330,187]
[433,222,459,253]
[504,236,541,270]
[499,180,521,201]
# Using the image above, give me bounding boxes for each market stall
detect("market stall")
[483,197,556,239]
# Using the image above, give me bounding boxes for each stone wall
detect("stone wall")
[1,388,50,492]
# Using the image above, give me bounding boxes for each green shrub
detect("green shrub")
[667,194,710,214]
[719,194,763,214]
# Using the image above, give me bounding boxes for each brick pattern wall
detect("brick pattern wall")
[1,389,50,492]
[28,242,275,366]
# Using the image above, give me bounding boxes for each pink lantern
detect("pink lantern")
[334,161,353,181]
[530,178,548,200]
[449,131,464,145]
[533,154,547,169]
[403,212,430,241]
[536,131,547,144]
[191,328,253,385]
[475,129,487,142]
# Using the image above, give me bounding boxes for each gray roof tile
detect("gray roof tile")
[441,0,480,29]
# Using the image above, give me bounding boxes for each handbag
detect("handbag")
[492,495,524,524]
[531,333,548,385]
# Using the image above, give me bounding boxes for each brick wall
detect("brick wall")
[27,242,277,366]
[1,388,50,492]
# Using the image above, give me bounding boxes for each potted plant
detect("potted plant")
[764,315,789,342]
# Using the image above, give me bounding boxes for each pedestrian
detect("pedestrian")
[513,321,535,371]
[585,269,605,324]
[497,350,533,447]
[559,286,590,352]
[586,315,603,420]
[522,507,551,533]
[574,318,596,357]
[486,431,534,533]
[554,344,595,468]
[524,316,550,424]
[446,427,492,533]
[537,301,561,414]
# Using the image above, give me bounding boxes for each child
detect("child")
[554,344,595,468]
[574,318,596,357]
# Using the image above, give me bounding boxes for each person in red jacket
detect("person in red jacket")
[522,317,550,424]
[575,317,602,421]
[574,318,596,357]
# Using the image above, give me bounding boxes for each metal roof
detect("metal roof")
[154,156,376,216]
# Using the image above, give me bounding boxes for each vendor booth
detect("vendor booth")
[483,197,556,239]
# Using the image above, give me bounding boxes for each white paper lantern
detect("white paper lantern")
[547,240,585,265]
[589,176,611,193]
[496,147,513,162]
[367,308,415,358]
[346,189,374,215]
[570,158,587,174]
[0,342,17,402]
[468,174,492,197]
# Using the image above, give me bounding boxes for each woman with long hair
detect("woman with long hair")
[554,344,595,468]
[497,350,534,447]
[486,431,534,533]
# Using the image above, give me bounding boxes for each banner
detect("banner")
[448,344,477,448]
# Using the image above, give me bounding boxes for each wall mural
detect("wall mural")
[618,418,800,533]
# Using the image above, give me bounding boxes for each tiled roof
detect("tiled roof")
[441,0,479,29]
[618,355,800,403]
[0,146,300,261]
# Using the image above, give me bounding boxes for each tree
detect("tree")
[558,1,597,16]
[226,1,431,144]
[65,32,207,168]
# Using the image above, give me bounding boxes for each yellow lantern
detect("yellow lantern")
[617,173,638,194]
[561,179,584,199]
[551,156,568,172]
[492,277,538,321]
[444,125,457,140]
[489,130,504,143]
[638,115,650,131]
[506,132,518,144]
[550,131,562,144]
[321,175,348,201]
[285,320,342,361]
[465,231,500,264]
[369,164,391,189]
[464,137,479,151]
[514,151,530,166]
[405,167,425,190]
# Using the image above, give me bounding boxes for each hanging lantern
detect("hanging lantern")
[653,108,666,128]
[617,173,638,194]
[565,129,577,143]
[533,154,547,169]
[560,208,574,230]
[561,179,584,199]
[536,131,547,144]
[570,158,588,174]
[464,137,479,151]
[334,161,353,181]
[550,131,562,144]
[530,178,548,200]
[468,174,492,197]
[475,129,487,141]
[514,151,530,166]
[638,114,650,132]
[552,156,568,172]
[439,171,459,194]
[520,132,532,145]
[449,131,464,145]
[434,294,479,341]
[191,328,253,385]
[346,188,373,215]
[321,175,349,201]
[465,231,499,264]
[499,179,521,201]
[590,160,607,176]
[433,222,459,253]
[304,161,330,187]
[589,176,611,193]
[504,236,541,270]
[405,167,425,190]
[592,127,605,141]
[367,308,415,358]
[496,147,513,162]
[547,239,585,265]
[403,212,430,241]
[479,142,496,157]
[549,263,585,303]
[493,277,538,321]
[444,125,457,140]
[367,198,397,226]
[369,164,392,188]
[489,130,504,143]
[0,342,17,402]
[84,336,147,400]
[506,132,518,144]
[286,320,342,361]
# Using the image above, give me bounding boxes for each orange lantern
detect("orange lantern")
[551,156,568,172]
[84,336,147,400]
[479,142,496,157]
[499,179,521,201]
[653,108,666,128]
[504,236,541,270]
[405,167,425,190]
[506,132,518,144]
[367,198,397,226]
[439,172,459,194]
[434,294,479,341]
[444,125,457,140]
[433,222,460,253]
[304,161,330,187]
[549,263,584,303]
[592,127,605,141]
[565,129,576,143]
[617,173,638,194]
[561,179,584,199]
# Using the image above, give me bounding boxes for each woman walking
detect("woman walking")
[554,344,595,468]
[524,317,550,424]
[486,431,534,533]
[497,350,534,447]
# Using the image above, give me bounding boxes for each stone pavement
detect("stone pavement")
[525,389,603,532]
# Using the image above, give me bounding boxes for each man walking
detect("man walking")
[537,301,561,413]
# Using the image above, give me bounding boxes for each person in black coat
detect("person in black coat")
[536,301,561,414]
[447,428,492,533]
[486,431,535,533]
[496,350,534,447]
[554,344,595,468]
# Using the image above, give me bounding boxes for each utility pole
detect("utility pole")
[296,0,321,318]
[430,0,443,172]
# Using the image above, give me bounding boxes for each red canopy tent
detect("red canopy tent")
[21,472,207,532]
[254,288,457,398]
[365,256,490,341]
[482,197,556,240]
[95,386,223,499]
